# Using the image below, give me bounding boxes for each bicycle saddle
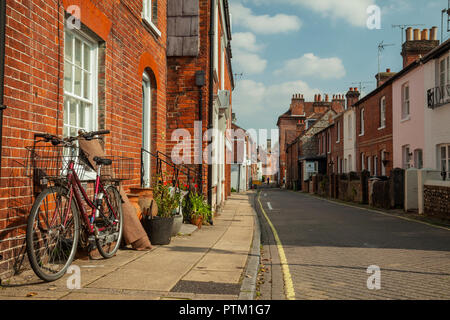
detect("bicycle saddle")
[93,157,112,166]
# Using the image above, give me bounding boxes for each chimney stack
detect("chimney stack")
[290,93,305,115]
[376,68,396,88]
[402,26,440,68]
[346,87,360,109]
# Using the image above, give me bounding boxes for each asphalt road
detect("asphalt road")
[256,188,450,300]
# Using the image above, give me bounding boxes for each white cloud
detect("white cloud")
[233,79,320,119]
[241,0,376,28]
[230,3,302,34]
[275,53,346,79]
[233,49,268,74]
[232,32,264,52]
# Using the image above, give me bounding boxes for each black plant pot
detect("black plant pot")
[143,216,174,245]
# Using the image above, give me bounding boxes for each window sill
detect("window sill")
[359,133,364,137]
[401,116,411,123]
[378,126,386,131]
[143,16,161,38]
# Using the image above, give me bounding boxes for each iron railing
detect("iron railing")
[140,148,201,192]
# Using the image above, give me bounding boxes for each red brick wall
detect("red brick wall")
[355,84,393,176]
[166,0,233,209]
[330,115,344,174]
[0,0,167,278]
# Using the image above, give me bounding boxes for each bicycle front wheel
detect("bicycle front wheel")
[95,185,123,259]
[26,186,80,282]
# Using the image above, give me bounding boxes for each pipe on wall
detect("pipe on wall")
[208,0,215,209]
[0,0,7,181]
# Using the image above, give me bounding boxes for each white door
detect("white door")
[142,72,151,187]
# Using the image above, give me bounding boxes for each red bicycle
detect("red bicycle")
[25,130,130,282]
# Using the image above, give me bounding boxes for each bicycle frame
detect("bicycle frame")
[61,159,119,235]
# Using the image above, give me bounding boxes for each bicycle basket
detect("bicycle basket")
[100,156,134,182]
[25,145,89,183]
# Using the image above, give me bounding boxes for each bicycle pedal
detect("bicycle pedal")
[87,241,97,251]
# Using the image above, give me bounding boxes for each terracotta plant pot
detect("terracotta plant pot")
[191,216,203,229]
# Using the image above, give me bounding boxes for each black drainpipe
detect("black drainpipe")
[207,0,215,209]
[0,0,7,181]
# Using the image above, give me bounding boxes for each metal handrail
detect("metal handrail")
[141,148,201,190]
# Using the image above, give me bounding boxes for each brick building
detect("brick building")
[285,109,337,190]
[277,93,345,185]
[354,74,394,176]
[354,27,439,177]
[166,0,234,212]
[0,0,170,278]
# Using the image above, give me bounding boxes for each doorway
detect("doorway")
[142,72,151,188]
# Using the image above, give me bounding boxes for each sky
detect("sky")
[230,0,448,131]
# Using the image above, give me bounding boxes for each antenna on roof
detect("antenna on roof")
[392,24,425,44]
[377,41,395,83]
[351,81,374,95]
[233,73,244,82]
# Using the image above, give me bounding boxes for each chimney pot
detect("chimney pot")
[386,68,391,73]
[413,28,421,40]
[406,27,413,41]
[431,26,438,40]
[349,87,353,91]
[421,29,429,41]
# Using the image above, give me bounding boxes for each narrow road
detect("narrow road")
[257,188,450,300]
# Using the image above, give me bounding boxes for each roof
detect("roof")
[354,38,450,107]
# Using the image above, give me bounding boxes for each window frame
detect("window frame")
[438,144,450,173]
[64,28,99,138]
[401,83,410,120]
[336,121,340,143]
[359,108,365,136]
[402,145,411,170]
[381,150,387,176]
[142,0,161,37]
[379,96,386,129]
[361,152,365,171]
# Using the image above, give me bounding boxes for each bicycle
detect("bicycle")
[25,130,130,282]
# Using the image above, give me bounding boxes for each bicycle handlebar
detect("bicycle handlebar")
[34,130,110,146]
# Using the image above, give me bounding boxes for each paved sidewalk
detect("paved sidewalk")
[0,192,257,300]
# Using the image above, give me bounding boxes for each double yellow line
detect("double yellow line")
[257,192,296,300]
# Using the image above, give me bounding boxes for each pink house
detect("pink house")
[392,27,440,169]
[392,63,425,169]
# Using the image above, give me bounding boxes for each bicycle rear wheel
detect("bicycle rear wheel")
[95,185,123,259]
[26,186,80,282]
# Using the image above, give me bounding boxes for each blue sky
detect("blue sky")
[230,0,447,131]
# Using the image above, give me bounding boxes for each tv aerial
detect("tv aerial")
[392,24,425,44]
[377,41,395,82]
[351,81,374,94]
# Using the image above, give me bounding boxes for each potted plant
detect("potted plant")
[186,192,212,229]
[171,184,189,236]
[143,178,180,245]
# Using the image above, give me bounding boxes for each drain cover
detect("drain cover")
[171,280,240,295]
